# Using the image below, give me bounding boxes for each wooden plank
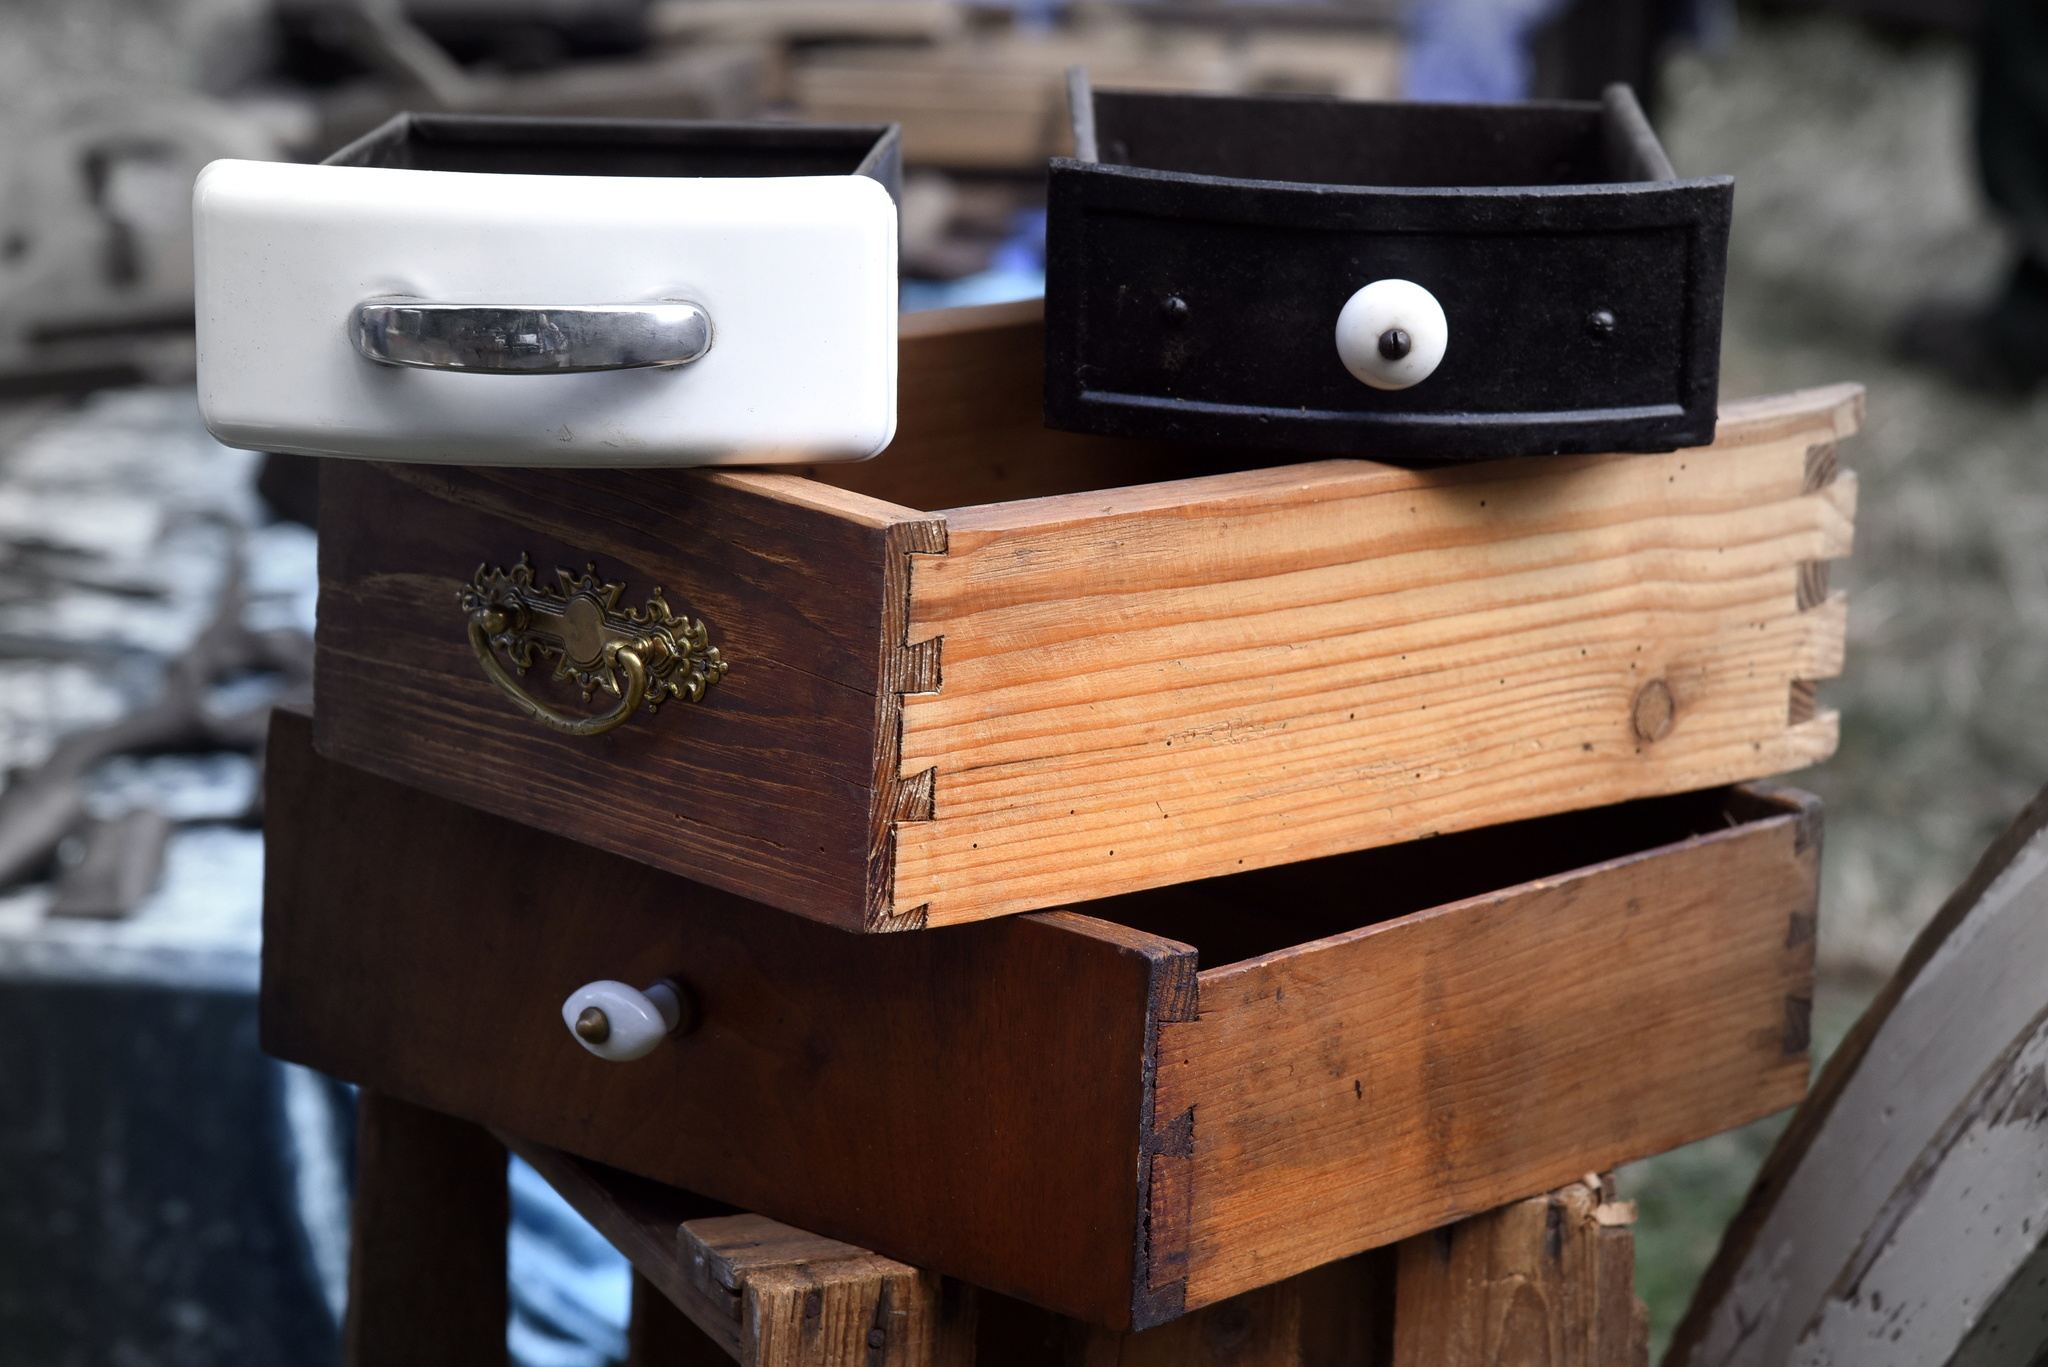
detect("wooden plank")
[1389,1180,1647,1367]
[504,1138,730,1341]
[263,708,1191,1330]
[681,1214,978,1367]
[313,454,943,931]
[1669,786,2048,1367]
[513,1140,977,1366]
[341,1092,508,1367]
[1157,793,1819,1310]
[894,383,1859,924]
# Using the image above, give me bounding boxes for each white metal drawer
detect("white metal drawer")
[194,116,899,467]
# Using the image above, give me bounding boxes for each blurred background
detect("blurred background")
[0,0,2042,1363]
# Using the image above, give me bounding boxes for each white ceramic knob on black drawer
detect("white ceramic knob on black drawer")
[1335,279,1448,391]
[561,978,688,1062]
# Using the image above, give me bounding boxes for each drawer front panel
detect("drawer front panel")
[1074,214,1690,415]
[263,710,1187,1330]
[1045,164,1730,459]
[314,459,942,928]
[195,159,898,465]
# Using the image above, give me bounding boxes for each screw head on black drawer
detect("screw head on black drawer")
[1587,308,1618,338]
[1160,295,1191,327]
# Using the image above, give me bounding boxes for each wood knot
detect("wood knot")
[1631,679,1675,743]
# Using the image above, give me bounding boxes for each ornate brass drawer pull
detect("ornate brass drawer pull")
[461,556,726,738]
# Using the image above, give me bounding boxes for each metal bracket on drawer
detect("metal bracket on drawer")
[460,556,726,738]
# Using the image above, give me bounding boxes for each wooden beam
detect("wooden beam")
[513,1139,977,1366]
[503,1138,728,1334]
[1390,1179,1646,1367]
[342,1092,508,1367]
[681,1215,978,1367]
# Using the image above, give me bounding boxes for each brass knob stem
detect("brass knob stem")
[574,1006,612,1044]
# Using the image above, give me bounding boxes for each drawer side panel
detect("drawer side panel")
[894,385,1858,925]
[1157,789,1821,1310]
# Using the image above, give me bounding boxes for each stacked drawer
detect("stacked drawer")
[237,102,1862,1334]
[260,296,1858,1331]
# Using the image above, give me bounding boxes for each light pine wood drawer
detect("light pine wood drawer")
[313,299,1857,931]
[263,710,1819,1330]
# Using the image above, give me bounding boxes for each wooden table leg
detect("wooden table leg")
[342,1090,509,1367]
[1389,1178,1647,1367]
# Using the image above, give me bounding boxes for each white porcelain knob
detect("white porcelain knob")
[1335,279,1448,391]
[561,979,685,1062]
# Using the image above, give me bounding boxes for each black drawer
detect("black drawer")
[1044,80,1731,462]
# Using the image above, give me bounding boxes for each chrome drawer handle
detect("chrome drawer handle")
[562,978,693,1062]
[460,556,726,739]
[351,297,712,374]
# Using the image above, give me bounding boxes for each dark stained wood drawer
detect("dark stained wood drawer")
[262,710,1820,1330]
[313,300,1858,932]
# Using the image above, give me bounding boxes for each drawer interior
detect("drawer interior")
[797,302,1306,510]
[328,111,897,181]
[1070,784,1796,972]
[1083,85,1669,189]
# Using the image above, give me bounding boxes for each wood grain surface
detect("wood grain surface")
[894,370,1858,923]
[342,1091,509,1367]
[685,1215,977,1367]
[315,301,1857,930]
[1668,786,2048,1367]
[513,1139,977,1367]
[265,709,1192,1330]
[546,1164,1628,1367]
[1157,787,1820,1311]
[315,456,940,931]
[269,710,1817,1330]
[1389,1180,1647,1367]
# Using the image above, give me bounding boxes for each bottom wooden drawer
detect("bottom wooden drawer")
[260,709,1817,1331]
